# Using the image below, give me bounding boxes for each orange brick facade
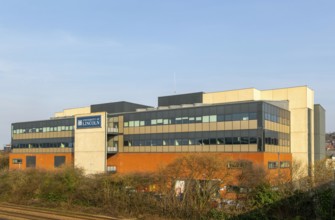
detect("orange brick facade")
[9,153,73,170]
[107,152,292,174]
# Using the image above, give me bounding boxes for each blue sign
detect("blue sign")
[77,116,101,129]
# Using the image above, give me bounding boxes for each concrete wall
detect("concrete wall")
[74,112,107,175]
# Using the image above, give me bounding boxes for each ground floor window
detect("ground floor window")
[54,156,66,168]
[268,161,279,169]
[12,158,22,164]
[26,156,36,168]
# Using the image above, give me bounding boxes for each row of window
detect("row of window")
[124,136,259,147]
[124,113,258,127]
[268,161,290,169]
[11,142,74,149]
[13,126,74,134]
[12,156,66,168]
[265,113,290,125]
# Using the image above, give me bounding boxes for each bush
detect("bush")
[0,153,9,170]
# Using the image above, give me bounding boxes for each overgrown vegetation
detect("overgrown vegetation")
[0,152,9,170]
[0,154,334,219]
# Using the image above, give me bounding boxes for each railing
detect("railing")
[11,148,74,153]
[107,127,119,134]
[107,146,118,153]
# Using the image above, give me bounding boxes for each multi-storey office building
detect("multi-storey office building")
[10,86,325,176]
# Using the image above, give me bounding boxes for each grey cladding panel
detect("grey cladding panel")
[158,92,203,106]
[91,101,151,114]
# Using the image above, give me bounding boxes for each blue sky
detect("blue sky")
[1,0,335,144]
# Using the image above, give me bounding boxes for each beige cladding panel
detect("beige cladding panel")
[291,109,308,133]
[119,116,124,133]
[291,132,308,154]
[202,88,257,104]
[13,131,74,140]
[74,112,106,175]
[55,106,91,118]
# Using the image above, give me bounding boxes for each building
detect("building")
[9,86,325,177]
[2,144,11,152]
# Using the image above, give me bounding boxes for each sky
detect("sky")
[0,0,335,145]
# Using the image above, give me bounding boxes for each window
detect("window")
[107,166,117,173]
[203,116,210,123]
[54,156,66,168]
[280,161,290,168]
[129,121,134,127]
[268,161,278,169]
[209,115,217,122]
[228,161,252,169]
[26,156,36,168]
[196,117,202,123]
[12,158,22,164]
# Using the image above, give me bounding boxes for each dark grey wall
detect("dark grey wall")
[91,101,151,114]
[314,104,326,160]
[158,92,203,106]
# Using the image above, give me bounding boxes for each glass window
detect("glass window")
[175,118,182,124]
[163,119,169,125]
[209,115,217,122]
[134,121,140,127]
[280,161,290,168]
[225,114,232,121]
[189,117,195,123]
[249,113,257,120]
[209,138,217,145]
[12,158,22,164]
[189,139,195,145]
[196,117,202,123]
[140,121,145,126]
[217,115,225,122]
[233,137,241,144]
[241,113,249,121]
[129,121,134,127]
[233,113,241,121]
[225,137,233,144]
[203,116,210,123]
[124,122,129,127]
[182,117,189,124]
[54,156,66,168]
[151,119,157,125]
[268,161,278,169]
[217,138,224,144]
[241,137,249,144]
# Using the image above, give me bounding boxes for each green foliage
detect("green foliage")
[249,184,280,208]
[0,155,335,219]
[314,188,334,220]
